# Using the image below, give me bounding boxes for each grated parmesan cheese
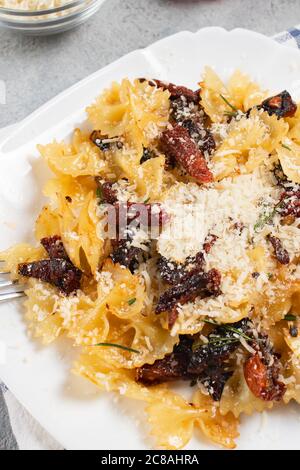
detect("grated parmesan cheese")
[159,164,300,329]
[112,179,138,203]
[63,231,80,241]
[58,295,80,325]
[130,227,150,251]
[95,270,114,295]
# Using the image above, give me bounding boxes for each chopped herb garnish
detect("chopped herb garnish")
[203,318,219,326]
[96,187,103,203]
[207,336,240,346]
[128,298,136,306]
[144,197,150,204]
[254,208,276,232]
[284,314,297,321]
[220,94,238,112]
[94,342,140,354]
[203,319,257,343]
[224,110,239,118]
[254,200,284,232]
[221,326,254,343]
[281,143,292,151]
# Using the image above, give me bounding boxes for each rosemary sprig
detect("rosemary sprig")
[224,110,239,118]
[254,200,284,233]
[203,319,254,342]
[207,337,240,346]
[219,326,254,342]
[203,319,220,326]
[281,143,292,151]
[220,94,238,112]
[96,187,103,203]
[128,298,136,306]
[94,342,140,354]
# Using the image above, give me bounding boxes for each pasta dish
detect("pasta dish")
[2,68,300,449]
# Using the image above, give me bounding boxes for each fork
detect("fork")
[0,261,25,303]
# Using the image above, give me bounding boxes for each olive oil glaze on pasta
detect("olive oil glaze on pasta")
[2,68,300,449]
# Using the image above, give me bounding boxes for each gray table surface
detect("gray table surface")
[0,0,300,450]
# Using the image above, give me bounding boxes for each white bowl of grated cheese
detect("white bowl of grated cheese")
[0,0,105,35]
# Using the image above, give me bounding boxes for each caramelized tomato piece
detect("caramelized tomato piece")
[161,125,213,183]
[244,353,286,402]
[258,91,297,118]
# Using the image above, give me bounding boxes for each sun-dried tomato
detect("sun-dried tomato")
[19,258,82,295]
[168,94,216,158]
[244,353,286,402]
[157,234,217,287]
[18,237,82,295]
[258,91,297,118]
[157,251,205,286]
[155,268,221,315]
[110,239,144,273]
[244,355,268,397]
[137,320,248,401]
[144,78,216,168]
[108,201,167,272]
[188,320,249,376]
[137,318,286,403]
[161,125,213,183]
[182,118,216,155]
[267,235,290,265]
[136,336,194,385]
[157,235,219,328]
[95,178,118,205]
[203,234,218,254]
[41,235,69,260]
[140,147,157,164]
[140,78,200,103]
[243,329,286,402]
[90,130,123,151]
[279,189,300,218]
[199,369,234,402]
[167,307,180,329]
[115,202,168,237]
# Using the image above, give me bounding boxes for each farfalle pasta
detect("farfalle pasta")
[2,69,300,449]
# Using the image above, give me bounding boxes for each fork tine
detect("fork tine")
[0,260,9,273]
[0,271,10,277]
[0,262,25,301]
[0,291,25,302]
[0,279,16,288]
[0,270,9,275]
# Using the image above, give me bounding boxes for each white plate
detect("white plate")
[1,27,300,450]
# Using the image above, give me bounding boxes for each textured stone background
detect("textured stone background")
[0,394,17,450]
[1,0,300,128]
[0,0,299,450]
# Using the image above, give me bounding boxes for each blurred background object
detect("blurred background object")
[0,0,105,35]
